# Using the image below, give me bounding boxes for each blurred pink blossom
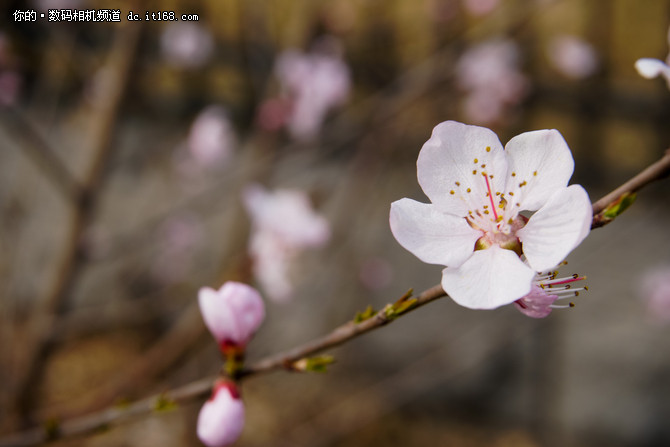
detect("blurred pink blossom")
[0,71,21,105]
[462,0,500,16]
[0,33,21,106]
[635,27,670,88]
[198,281,266,349]
[455,39,529,125]
[188,106,236,167]
[273,41,350,140]
[243,184,330,302]
[359,257,393,291]
[548,35,598,80]
[161,22,214,69]
[151,215,201,284]
[197,381,245,447]
[639,265,670,322]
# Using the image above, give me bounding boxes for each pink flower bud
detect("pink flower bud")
[198,282,265,349]
[197,382,245,447]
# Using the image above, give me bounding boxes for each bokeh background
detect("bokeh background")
[2,0,670,446]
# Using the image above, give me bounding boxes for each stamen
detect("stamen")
[482,172,499,222]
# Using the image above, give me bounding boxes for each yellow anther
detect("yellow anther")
[467,188,471,193]
[455,181,460,186]
[481,164,486,168]
[511,172,516,177]
[509,191,514,196]
[472,170,477,175]
[486,146,491,152]
[450,190,455,195]
[474,158,478,163]
[533,171,538,176]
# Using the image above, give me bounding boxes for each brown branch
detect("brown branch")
[591,148,670,228]
[241,284,446,377]
[0,105,83,203]
[4,145,670,445]
[8,23,142,428]
[0,375,216,447]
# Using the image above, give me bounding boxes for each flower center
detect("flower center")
[467,170,526,254]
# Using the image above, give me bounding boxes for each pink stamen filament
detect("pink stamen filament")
[542,275,586,286]
[483,173,499,222]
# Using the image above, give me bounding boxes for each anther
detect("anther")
[533,171,538,176]
[467,188,471,193]
[519,181,527,187]
[474,158,478,163]
[450,190,455,195]
[481,164,486,168]
[472,170,477,175]
[509,192,514,196]
[486,146,491,152]
[455,181,460,186]
[511,172,516,177]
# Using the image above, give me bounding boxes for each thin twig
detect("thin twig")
[3,145,670,445]
[591,148,670,228]
[0,105,83,203]
[9,23,142,427]
[4,145,670,445]
[241,284,446,377]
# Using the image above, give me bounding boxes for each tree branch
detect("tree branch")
[3,146,670,446]
[591,148,670,228]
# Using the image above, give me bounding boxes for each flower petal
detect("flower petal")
[634,58,669,79]
[417,121,507,216]
[514,285,558,318]
[197,384,245,447]
[390,198,481,267]
[503,129,574,212]
[198,282,265,345]
[517,184,592,272]
[441,245,535,309]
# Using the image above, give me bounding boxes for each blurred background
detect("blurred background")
[1,0,670,446]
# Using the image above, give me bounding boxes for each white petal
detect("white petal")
[197,385,245,447]
[390,198,481,267]
[635,58,669,79]
[517,184,592,272]
[503,129,574,212]
[441,245,534,309]
[198,282,265,344]
[417,121,507,216]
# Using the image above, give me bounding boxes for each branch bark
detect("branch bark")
[3,146,670,446]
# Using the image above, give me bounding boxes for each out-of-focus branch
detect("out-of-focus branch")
[0,106,83,203]
[591,148,670,228]
[9,22,142,428]
[4,142,670,445]
[0,375,216,447]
